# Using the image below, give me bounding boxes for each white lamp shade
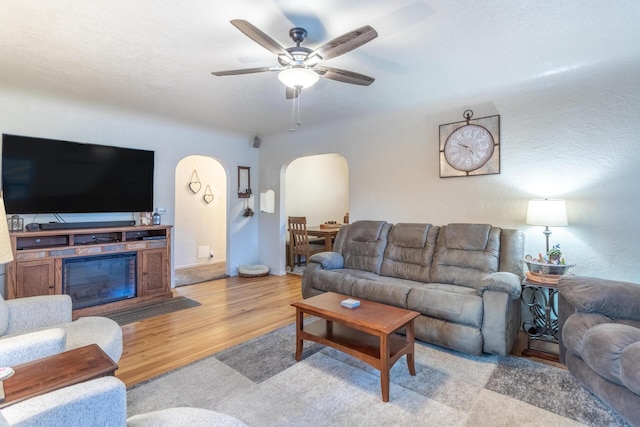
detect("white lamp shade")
[0,198,15,264]
[278,67,319,89]
[526,199,568,227]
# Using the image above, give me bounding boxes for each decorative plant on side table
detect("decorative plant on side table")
[523,244,575,277]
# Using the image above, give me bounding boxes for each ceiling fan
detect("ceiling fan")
[211,19,378,99]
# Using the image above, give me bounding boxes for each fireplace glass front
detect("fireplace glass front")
[62,252,137,309]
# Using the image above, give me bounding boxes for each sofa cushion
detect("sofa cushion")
[309,269,380,296]
[351,276,416,308]
[581,323,640,390]
[380,223,439,283]
[443,223,491,250]
[340,221,391,274]
[430,224,500,287]
[407,283,483,328]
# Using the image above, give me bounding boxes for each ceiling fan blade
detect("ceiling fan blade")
[285,86,301,99]
[211,67,272,76]
[315,66,375,86]
[310,25,378,61]
[230,19,294,60]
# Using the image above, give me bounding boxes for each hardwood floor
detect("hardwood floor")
[116,273,563,388]
[115,273,303,388]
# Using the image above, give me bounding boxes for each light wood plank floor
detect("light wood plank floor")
[115,274,303,388]
[116,273,563,388]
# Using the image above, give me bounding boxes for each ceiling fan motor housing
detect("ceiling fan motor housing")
[289,27,307,44]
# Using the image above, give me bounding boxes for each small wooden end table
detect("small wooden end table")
[291,292,420,402]
[0,344,118,408]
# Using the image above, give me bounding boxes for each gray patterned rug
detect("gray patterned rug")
[103,296,201,325]
[127,321,629,426]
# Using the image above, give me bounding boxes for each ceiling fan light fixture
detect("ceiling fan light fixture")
[278,66,319,89]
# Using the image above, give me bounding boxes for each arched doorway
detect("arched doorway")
[284,153,349,272]
[174,155,227,285]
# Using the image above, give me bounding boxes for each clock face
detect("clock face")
[443,124,495,172]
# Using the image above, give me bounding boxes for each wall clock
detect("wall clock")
[439,110,500,177]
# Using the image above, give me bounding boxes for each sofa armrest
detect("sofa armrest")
[308,252,344,270]
[0,328,67,367]
[558,275,640,321]
[4,295,72,335]
[477,272,522,299]
[0,376,127,426]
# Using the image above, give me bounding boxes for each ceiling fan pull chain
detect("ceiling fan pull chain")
[288,86,303,131]
[296,86,302,127]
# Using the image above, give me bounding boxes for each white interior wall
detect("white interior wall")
[0,89,260,290]
[258,58,640,282]
[285,154,349,228]
[174,155,226,268]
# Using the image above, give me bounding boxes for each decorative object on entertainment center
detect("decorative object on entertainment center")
[139,212,153,226]
[238,166,251,198]
[188,170,202,194]
[203,185,214,204]
[439,110,500,177]
[7,214,23,232]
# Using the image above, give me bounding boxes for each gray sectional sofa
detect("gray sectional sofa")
[302,220,525,356]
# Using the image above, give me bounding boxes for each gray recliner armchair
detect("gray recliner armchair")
[558,275,640,426]
[0,294,122,366]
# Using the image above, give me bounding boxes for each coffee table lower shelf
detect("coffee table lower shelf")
[301,319,414,369]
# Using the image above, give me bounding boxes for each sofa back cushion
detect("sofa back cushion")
[380,223,439,283]
[336,220,391,274]
[431,224,500,287]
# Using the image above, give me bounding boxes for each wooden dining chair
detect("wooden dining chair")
[288,216,325,269]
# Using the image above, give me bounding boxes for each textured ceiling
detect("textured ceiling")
[2,1,639,136]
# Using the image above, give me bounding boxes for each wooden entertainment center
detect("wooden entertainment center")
[5,225,172,318]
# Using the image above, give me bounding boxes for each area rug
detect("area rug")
[175,262,228,286]
[126,322,629,426]
[102,297,201,325]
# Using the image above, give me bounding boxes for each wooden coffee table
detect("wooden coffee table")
[0,344,118,408]
[291,292,420,402]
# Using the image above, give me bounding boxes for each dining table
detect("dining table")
[306,225,342,251]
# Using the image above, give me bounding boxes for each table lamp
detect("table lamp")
[526,199,568,254]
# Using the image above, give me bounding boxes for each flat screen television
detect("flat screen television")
[2,134,154,214]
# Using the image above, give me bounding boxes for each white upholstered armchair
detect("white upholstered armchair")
[0,294,122,367]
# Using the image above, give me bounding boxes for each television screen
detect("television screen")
[2,134,154,214]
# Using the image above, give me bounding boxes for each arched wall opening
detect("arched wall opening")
[174,155,227,275]
[283,153,349,270]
